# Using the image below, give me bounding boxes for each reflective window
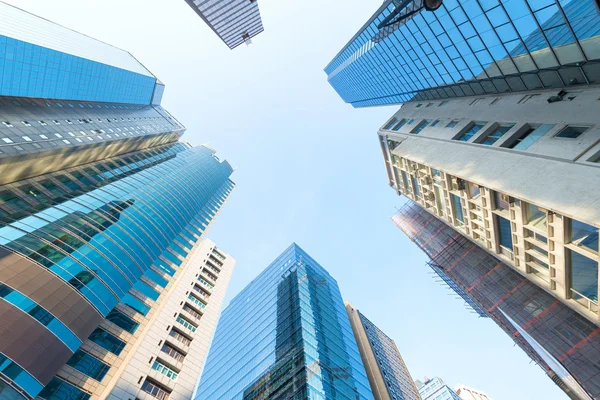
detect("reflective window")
[66,350,110,381]
[446,120,459,128]
[526,203,547,230]
[451,194,464,225]
[455,122,487,142]
[88,328,125,355]
[506,124,555,150]
[571,219,599,253]
[38,378,90,400]
[411,176,421,198]
[106,309,139,333]
[392,119,408,131]
[493,191,510,211]
[570,250,598,304]
[556,126,590,139]
[480,124,515,145]
[383,118,398,130]
[411,120,432,134]
[496,215,513,251]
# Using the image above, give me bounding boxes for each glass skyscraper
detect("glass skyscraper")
[325,0,600,107]
[183,0,264,49]
[346,302,421,400]
[195,243,374,399]
[0,4,236,400]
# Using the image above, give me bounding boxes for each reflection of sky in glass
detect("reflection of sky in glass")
[570,250,598,300]
[326,0,600,107]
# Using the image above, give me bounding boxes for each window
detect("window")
[525,228,548,244]
[455,122,487,142]
[438,101,448,107]
[21,136,32,142]
[469,98,484,106]
[451,194,464,225]
[570,250,598,304]
[525,203,547,230]
[2,121,13,127]
[176,315,197,332]
[141,379,170,400]
[383,118,398,130]
[54,133,63,138]
[21,121,31,127]
[555,126,589,139]
[469,184,481,199]
[401,171,410,192]
[446,120,459,128]
[169,329,192,346]
[106,309,139,334]
[38,378,90,400]
[416,103,423,108]
[88,328,126,355]
[505,124,555,150]
[411,120,431,134]
[493,191,510,211]
[411,176,421,198]
[426,102,433,107]
[2,138,13,144]
[406,119,415,125]
[40,134,48,139]
[121,293,150,315]
[479,124,514,145]
[392,119,408,131]
[496,215,513,251]
[152,361,178,380]
[430,120,440,127]
[38,120,47,126]
[570,219,598,253]
[161,343,185,362]
[66,350,110,381]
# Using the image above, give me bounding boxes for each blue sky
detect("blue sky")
[9,0,567,398]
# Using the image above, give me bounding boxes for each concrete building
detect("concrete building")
[325,0,600,107]
[346,302,421,400]
[183,0,264,49]
[454,384,492,400]
[0,4,237,400]
[194,244,375,400]
[103,241,235,400]
[416,377,461,400]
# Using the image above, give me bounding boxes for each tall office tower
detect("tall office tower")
[0,4,236,400]
[415,377,461,400]
[325,0,600,107]
[393,202,597,400]
[103,241,235,400]
[345,302,421,400]
[183,0,264,49]
[195,243,375,400]
[453,384,492,400]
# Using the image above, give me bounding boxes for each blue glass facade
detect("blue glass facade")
[325,0,600,107]
[417,377,462,400]
[357,310,421,400]
[195,244,374,400]
[0,35,157,105]
[0,143,235,399]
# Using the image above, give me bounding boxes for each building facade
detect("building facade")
[0,4,237,400]
[103,241,235,400]
[416,377,461,400]
[183,0,264,49]
[345,302,421,400]
[393,201,597,400]
[194,243,375,400]
[453,384,492,400]
[325,0,600,107]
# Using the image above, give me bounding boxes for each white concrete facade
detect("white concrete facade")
[103,240,235,400]
[454,384,492,400]
[379,87,600,325]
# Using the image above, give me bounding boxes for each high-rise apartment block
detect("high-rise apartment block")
[183,0,264,49]
[195,243,375,399]
[416,377,461,400]
[325,0,600,107]
[0,4,236,400]
[346,302,421,400]
[454,384,492,400]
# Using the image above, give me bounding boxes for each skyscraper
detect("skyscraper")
[453,384,492,400]
[393,201,596,400]
[0,4,236,400]
[416,377,461,400]
[345,302,421,400]
[325,0,600,107]
[195,243,375,399]
[183,0,264,49]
